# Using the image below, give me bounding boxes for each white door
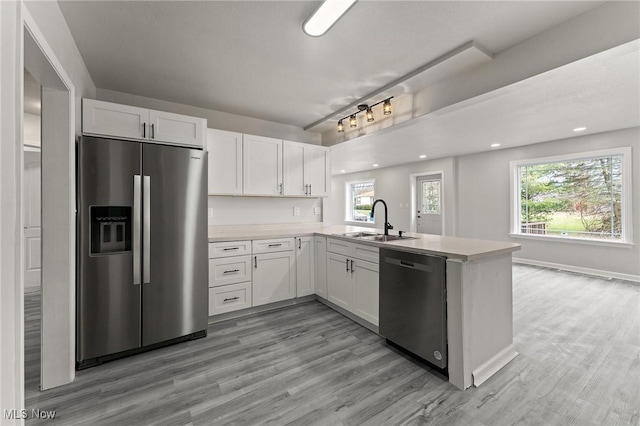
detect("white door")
[314,237,327,299]
[352,259,379,326]
[243,135,282,196]
[304,146,329,197]
[416,174,443,235]
[283,141,305,196]
[23,150,42,289]
[252,251,295,306]
[148,109,206,147]
[327,252,352,310]
[82,98,148,140]
[295,237,315,297]
[207,129,243,195]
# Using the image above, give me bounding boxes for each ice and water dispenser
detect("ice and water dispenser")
[90,206,132,255]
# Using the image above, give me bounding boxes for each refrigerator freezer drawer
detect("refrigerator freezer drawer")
[209,255,252,287]
[209,282,252,316]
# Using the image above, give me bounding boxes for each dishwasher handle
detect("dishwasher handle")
[385,257,434,272]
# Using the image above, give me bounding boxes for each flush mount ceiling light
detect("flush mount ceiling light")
[336,97,393,132]
[419,154,427,159]
[573,127,587,132]
[303,0,358,37]
[491,143,501,148]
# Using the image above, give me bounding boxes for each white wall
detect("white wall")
[209,196,323,226]
[456,127,640,279]
[329,157,457,235]
[97,88,321,144]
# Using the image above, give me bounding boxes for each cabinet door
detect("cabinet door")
[148,109,207,148]
[82,98,148,140]
[283,141,306,196]
[314,237,327,299]
[352,259,379,326]
[252,251,296,306]
[243,135,282,196]
[304,146,330,197]
[327,252,352,310]
[207,129,243,195]
[296,237,314,297]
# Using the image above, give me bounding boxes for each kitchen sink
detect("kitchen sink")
[338,232,381,238]
[357,234,417,242]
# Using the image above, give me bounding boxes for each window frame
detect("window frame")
[344,179,376,227]
[509,147,633,247]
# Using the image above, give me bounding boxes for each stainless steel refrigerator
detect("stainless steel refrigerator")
[77,136,208,368]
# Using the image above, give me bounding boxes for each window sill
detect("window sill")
[508,233,634,248]
[344,221,375,228]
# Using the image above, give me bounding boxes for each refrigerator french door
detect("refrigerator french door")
[77,136,208,367]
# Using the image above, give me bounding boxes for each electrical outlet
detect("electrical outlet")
[208,208,214,218]
[293,206,301,216]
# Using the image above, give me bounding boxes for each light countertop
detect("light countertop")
[208,223,520,261]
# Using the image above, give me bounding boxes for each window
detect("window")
[421,180,441,214]
[346,180,375,223]
[511,148,632,244]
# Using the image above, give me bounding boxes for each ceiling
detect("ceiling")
[57,1,605,130]
[330,40,640,174]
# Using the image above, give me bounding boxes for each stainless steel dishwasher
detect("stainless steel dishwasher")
[379,248,447,370]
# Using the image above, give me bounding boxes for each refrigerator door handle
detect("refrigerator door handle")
[133,175,142,285]
[143,175,151,284]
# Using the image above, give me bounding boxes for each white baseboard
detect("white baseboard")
[512,257,640,283]
[472,344,518,387]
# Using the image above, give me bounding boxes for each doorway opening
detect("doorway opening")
[410,171,445,235]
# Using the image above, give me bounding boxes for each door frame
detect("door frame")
[409,170,446,235]
[23,5,76,391]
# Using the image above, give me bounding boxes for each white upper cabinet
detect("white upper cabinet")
[82,98,206,148]
[207,129,243,195]
[148,109,206,147]
[243,135,283,196]
[303,145,330,197]
[83,98,148,140]
[283,141,329,197]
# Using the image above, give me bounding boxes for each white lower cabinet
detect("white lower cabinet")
[296,237,314,297]
[326,239,380,326]
[209,282,252,315]
[253,250,296,307]
[314,237,327,299]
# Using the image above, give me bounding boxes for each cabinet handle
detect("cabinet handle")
[279,183,283,195]
[254,256,257,268]
[268,243,282,247]
[346,258,349,272]
[223,247,239,251]
[223,296,239,303]
[142,123,146,138]
[305,184,309,195]
[151,123,155,139]
[298,238,301,249]
[309,184,311,196]
[223,269,239,274]
[350,259,354,274]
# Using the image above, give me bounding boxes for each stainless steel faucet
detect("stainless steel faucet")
[370,199,394,236]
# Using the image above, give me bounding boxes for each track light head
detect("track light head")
[349,114,357,128]
[383,99,392,115]
[366,107,374,122]
[337,119,344,132]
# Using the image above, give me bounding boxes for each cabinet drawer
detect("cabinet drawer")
[354,244,379,263]
[208,282,252,316]
[327,238,352,257]
[209,255,252,287]
[208,240,251,258]
[252,238,294,254]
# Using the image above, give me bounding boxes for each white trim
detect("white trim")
[509,146,633,244]
[23,5,76,390]
[472,344,518,387]
[409,170,445,235]
[509,232,634,248]
[513,257,640,283]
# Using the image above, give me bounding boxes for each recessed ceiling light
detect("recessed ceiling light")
[372,164,379,167]
[490,143,501,148]
[419,154,427,159]
[340,169,346,173]
[303,0,358,37]
[573,127,587,132]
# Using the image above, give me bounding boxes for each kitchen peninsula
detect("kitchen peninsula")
[208,223,521,391]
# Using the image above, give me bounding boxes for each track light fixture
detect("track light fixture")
[336,97,393,132]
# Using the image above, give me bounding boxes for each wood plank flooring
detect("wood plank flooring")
[24,265,639,425]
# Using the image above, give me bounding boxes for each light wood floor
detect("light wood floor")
[24,265,639,425]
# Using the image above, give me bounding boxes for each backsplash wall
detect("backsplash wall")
[208,196,323,226]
